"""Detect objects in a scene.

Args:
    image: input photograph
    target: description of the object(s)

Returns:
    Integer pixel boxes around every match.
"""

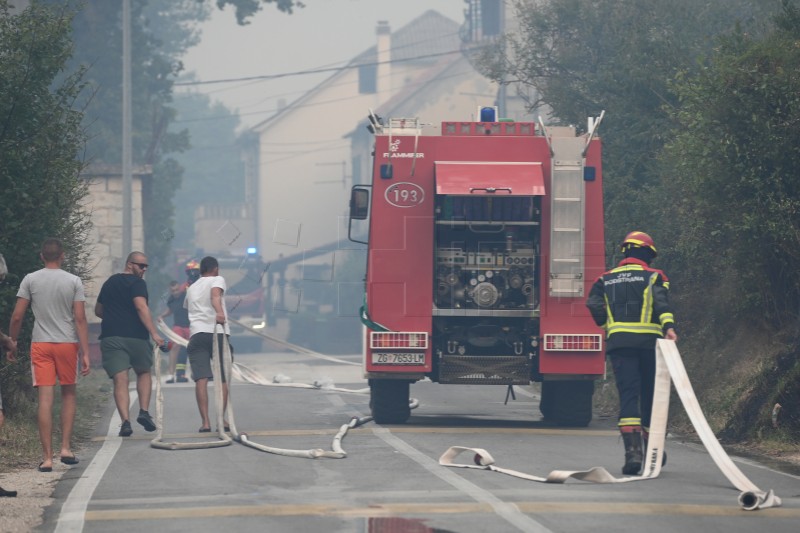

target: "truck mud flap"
[439,340,782,510]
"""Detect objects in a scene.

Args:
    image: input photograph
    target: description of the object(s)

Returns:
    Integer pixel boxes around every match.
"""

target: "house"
[241,10,507,350]
[249,10,500,262]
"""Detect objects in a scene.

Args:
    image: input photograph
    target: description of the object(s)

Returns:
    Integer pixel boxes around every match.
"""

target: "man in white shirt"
[184,256,232,432]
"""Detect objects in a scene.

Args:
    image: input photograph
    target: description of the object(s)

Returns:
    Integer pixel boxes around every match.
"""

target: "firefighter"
[585,231,678,475]
[158,260,200,382]
[175,260,201,380]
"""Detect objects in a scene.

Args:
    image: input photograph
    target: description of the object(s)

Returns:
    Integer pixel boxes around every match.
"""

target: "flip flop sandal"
[37,462,52,472]
[198,427,211,433]
[60,455,79,465]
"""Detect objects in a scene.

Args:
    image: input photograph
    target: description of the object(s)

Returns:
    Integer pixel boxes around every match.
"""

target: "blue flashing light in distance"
[247,246,257,255]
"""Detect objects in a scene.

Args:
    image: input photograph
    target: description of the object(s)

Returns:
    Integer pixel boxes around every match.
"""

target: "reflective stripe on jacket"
[585,258,675,352]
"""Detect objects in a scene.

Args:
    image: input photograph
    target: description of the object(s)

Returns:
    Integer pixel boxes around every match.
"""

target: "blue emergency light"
[480,106,497,122]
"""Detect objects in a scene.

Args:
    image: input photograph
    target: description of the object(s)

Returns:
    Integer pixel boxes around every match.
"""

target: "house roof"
[354,9,461,64]
[252,10,462,133]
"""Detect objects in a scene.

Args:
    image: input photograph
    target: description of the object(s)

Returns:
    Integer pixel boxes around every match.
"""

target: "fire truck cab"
[349,108,606,426]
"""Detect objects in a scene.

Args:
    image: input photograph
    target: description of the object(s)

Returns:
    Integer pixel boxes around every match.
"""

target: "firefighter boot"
[620,426,643,475]
[642,429,667,466]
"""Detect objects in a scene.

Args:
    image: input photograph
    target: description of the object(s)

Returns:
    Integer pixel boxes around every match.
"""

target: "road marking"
[81,500,800,521]
[89,426,617,442]
[371,427,553,533]
[55,392,135,532]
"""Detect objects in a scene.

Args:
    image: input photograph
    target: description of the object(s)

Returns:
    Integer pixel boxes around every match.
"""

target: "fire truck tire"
[369,379,411,424]
[539,380,594,427]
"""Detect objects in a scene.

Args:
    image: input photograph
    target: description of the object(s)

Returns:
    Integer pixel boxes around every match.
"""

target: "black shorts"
[187,332,234,382]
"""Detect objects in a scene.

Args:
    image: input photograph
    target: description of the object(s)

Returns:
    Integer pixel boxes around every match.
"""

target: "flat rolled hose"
[439,341,782,510]
[150,329,232,450]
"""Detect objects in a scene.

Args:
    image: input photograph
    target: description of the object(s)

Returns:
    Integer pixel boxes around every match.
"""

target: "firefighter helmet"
[620,231,657,257]
[185,259,201,284]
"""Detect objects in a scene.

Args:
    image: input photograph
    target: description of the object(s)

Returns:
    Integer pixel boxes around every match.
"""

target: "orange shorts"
[30,342,79,387]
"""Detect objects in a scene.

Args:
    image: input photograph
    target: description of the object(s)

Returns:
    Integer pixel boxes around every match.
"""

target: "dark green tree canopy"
[213,0,305,24]
[0,0,91,409]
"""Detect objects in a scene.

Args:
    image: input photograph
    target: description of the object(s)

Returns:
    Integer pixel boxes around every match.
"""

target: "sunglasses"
[129,261,149,269]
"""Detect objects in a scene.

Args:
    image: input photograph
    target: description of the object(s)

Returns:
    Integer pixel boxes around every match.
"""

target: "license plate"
[371,352,425,365]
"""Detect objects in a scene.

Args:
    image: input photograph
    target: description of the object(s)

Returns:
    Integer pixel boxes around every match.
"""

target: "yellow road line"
[84,501,800,521]
[91,427,617,442]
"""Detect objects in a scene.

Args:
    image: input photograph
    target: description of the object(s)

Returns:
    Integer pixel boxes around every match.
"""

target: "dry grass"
[0,371,108,472]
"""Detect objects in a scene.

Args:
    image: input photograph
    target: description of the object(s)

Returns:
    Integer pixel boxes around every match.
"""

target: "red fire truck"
[349,108,607,426]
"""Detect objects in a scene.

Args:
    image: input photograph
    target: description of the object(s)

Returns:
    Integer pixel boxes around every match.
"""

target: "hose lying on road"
[439,339,782,511]
[150,335,232,450]
[157,318,366,394]
[214,327,349,459]
[228,317,359,367]
[153,319,376,458]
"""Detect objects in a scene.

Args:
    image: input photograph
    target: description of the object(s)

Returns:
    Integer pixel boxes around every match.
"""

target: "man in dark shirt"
[158,280,191,383]
[95,251,165,437]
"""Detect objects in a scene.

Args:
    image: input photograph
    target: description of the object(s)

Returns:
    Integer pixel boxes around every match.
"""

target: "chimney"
[376,21,391,102]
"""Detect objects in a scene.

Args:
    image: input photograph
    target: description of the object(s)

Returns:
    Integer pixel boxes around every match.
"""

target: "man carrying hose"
[184,256,233,433]
[586,231,678,475]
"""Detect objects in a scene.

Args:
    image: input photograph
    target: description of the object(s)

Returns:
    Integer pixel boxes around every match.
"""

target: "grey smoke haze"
[181,0,466,128]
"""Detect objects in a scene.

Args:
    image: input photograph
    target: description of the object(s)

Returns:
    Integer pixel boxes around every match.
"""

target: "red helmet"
[621,231,657,256]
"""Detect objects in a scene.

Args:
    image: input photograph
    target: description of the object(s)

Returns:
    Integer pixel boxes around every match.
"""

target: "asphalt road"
[41,349,800,533]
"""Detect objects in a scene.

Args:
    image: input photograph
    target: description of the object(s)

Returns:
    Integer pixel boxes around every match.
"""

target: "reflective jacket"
[585,257,675,352]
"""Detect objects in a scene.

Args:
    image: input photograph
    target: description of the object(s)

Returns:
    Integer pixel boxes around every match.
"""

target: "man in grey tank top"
[8,238,90,472]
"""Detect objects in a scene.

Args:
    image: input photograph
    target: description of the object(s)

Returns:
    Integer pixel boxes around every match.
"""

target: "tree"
[477,0,775,250]
[663,0,800,323]
[215,0,305,24]
[0,0,91,411]
[52,0,300,295]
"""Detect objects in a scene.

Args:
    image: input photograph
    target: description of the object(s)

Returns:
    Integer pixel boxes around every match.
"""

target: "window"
[359,64,377,94]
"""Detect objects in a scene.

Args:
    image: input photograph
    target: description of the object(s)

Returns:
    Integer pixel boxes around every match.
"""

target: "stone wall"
[81,165,149,333]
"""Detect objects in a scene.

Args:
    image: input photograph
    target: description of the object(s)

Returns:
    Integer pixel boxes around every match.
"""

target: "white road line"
[54,394,134,532]
[370,427,553,533]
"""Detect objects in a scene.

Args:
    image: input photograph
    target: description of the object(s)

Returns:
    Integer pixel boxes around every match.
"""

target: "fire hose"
[150,325,232,451]
[439,339,782,511]
[153,320,773,510]
[152,319,409,457]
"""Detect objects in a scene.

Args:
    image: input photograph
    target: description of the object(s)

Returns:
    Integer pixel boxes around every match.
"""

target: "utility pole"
[496,1,507,118]
[122,0,132,256]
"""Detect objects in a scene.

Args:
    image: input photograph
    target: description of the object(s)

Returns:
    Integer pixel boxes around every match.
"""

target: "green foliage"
[50,0,211,296]
[663,1,800,322]
[214,0,305,24]
[482,0,774,247]
[0,1,91,411]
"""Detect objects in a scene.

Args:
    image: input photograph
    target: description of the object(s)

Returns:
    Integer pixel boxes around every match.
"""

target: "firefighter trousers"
[609,346,656,429]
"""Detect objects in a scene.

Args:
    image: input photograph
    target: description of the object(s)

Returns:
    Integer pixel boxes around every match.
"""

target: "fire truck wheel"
[539,380,594,427]
[369,379,411,424]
